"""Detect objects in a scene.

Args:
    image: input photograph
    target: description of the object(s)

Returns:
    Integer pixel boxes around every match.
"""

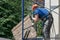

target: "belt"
[41,13,52,21]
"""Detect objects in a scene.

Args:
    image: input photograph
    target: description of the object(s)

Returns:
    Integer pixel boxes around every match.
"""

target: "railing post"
[22,0,24,40]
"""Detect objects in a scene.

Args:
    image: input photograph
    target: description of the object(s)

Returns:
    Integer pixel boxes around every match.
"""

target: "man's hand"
[31,23,34,27]
[32,14,39,23]
[29,15,35,26]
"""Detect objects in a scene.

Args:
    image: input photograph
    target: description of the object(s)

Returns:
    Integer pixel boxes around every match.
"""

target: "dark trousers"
[42,13,53,40]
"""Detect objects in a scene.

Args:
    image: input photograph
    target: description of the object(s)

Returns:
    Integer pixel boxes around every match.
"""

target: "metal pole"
[44,0,45,7]
[22,0,24,40]
[50,0,51,12]
[59,0,60,35]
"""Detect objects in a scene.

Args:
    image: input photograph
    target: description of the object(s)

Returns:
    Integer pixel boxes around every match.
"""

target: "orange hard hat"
[32,4,38,10]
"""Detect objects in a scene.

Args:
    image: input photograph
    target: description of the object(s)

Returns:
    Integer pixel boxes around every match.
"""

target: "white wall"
[45,0,59,40]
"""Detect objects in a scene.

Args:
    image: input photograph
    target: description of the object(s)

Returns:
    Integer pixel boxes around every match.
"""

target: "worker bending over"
[31,4,53,40]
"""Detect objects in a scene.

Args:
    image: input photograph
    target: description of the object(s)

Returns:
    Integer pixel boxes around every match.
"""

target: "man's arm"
[32,14,39,23]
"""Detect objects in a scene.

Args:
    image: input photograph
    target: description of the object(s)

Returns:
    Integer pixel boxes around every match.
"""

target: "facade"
[45,0,60,40]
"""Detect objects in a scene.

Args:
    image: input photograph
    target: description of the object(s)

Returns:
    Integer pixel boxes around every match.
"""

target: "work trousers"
[42,13,53,40]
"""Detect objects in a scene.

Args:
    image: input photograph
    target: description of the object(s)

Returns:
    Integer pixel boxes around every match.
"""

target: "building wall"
[45,0,59,40]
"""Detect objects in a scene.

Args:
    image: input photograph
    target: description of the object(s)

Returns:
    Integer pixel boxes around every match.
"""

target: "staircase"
[12,15,37,40]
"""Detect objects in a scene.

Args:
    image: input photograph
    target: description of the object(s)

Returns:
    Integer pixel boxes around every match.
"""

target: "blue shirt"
[33,8,49,19]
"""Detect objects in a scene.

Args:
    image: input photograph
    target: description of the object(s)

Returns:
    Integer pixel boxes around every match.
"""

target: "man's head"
[32,4,38,10]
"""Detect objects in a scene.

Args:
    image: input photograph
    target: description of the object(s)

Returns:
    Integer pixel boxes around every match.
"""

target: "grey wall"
[0,38,11,40]
[45,0,59,40]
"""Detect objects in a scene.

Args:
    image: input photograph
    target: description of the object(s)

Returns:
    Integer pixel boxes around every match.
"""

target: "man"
[31,4,53,40]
